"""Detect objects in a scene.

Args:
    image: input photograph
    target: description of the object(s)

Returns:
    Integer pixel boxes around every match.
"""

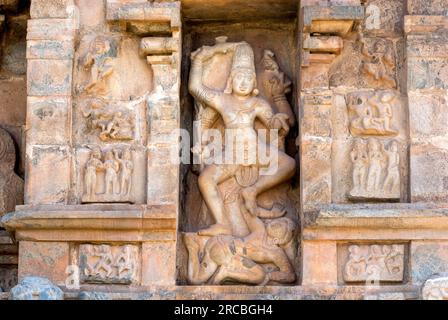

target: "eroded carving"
[348,91,399,137]
[82,147,134,203]
[82,99,135,142]
[422,275,448,300]
[349,138,400,200]
[79,244,138,284]
[184,38,298,286]
[81,36,116,95]
[0,127,23,218]
[359,31,397,88]
[343,244,405,283]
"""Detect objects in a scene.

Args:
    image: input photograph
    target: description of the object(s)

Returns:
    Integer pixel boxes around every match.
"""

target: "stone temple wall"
[0,0,447,300]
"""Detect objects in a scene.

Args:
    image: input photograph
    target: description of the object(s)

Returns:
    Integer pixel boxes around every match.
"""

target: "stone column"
[406,4,448,202]
[25,0,76,205]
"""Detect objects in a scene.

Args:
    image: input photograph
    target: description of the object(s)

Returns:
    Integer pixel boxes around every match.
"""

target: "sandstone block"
[18,242,69,285]
[410,143,448,202]
[25,146,70,204]
[409,92,448,140]
[411,241,448,285]
[30,0,73,19]
[302,241,337,285]
[27,59,73,96]
[27,19,76,41]
[408,0,448,15]
[301,137,332,208]
[141,242,176,286]
[408,58,448,91]
[26,97,71,145]
[27,40,74,60]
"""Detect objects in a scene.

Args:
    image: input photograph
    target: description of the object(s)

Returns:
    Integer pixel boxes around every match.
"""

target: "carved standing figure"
[104,150,120,195]
[84,149,103,198]
[119,149,133,196]
[350,140,368,194]
[188,41,296,237]
[383,140,400,193]
[366,138,383,193]
[83,36,114,95]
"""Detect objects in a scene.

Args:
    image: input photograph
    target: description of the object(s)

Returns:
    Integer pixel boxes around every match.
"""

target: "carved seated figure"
[349,92,398,137]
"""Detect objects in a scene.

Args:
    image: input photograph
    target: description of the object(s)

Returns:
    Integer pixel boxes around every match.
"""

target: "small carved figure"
[104,150,120,195]
[80,244,138,284]
[84,148,103,198]
[349,138,400,200]
[344,245,367,278]
[83,148,134,203]
[383,140,400,193]
[82,100,135,142]
[385,244,404,275]
[86,245,114,278]
[82,36,115,95]
[349,91,398,137]
[366,138,383,193]
[118,149,133,196]
[360,30,396,88]
[343,244,405,283]
[350,140,368,195]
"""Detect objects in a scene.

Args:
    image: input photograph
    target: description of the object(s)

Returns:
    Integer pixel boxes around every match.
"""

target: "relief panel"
[79,244,139,285]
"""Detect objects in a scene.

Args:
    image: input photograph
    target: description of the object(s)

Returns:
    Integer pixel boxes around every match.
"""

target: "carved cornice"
[1,204,178,242]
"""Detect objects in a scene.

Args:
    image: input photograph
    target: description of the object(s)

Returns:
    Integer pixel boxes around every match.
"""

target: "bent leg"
[198,164,237,236]
[242,150,295,215]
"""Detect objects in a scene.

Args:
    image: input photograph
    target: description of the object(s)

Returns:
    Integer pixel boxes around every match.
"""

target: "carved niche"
[347,91,399,137]
[82,147,134,203]
[343,244,405,283]
[0,127,23,217]
[183,38,298,286]
[349,138,401,200]
[79,244,139,285]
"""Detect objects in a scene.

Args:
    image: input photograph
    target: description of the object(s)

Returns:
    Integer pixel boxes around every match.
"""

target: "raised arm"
[188,48,226,113]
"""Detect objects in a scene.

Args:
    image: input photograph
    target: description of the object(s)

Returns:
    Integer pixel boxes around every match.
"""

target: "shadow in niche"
[177,16,301,286]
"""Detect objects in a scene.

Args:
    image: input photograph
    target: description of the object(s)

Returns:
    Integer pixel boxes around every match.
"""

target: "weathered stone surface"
[410,143,448,202]
[26,97,71,145]
[30,0,73,19]
[27,60,73,96]
[10,277,63,300]
[142,242,176,286]
[25,146,70,204]
[422,273,448,300]
[302,241,337,285]
[411,241,448,285]
[408,0,448,15]
[18,242,69,285]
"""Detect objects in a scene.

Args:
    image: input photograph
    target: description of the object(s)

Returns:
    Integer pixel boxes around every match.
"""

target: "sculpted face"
[232,70,256,97]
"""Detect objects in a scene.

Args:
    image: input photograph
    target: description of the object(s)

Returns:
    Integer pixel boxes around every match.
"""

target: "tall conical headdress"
[231,42,256,74]
[224,42,258,95]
